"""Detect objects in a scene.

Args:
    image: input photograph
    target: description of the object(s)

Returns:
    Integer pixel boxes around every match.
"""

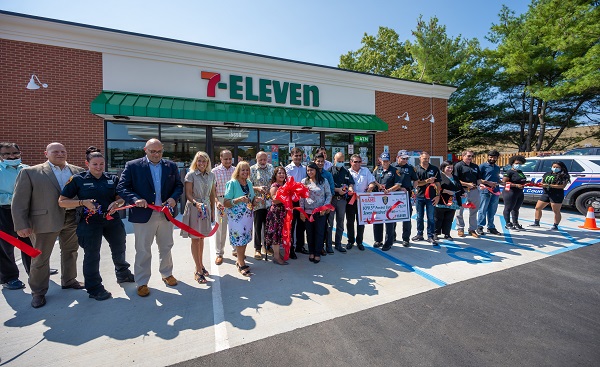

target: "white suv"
[509,155,600,216]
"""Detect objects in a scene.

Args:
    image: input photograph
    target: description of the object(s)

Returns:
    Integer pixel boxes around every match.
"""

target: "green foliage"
[338,0,600,153]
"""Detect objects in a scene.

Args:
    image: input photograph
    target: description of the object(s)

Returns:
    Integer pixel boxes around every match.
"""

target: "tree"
[487,0,600,151]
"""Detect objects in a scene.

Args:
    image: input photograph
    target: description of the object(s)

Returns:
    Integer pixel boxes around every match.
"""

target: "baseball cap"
[380,152,390,161]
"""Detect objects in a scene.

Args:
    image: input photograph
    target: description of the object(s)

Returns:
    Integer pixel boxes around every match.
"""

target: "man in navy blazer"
[117,139,183,297]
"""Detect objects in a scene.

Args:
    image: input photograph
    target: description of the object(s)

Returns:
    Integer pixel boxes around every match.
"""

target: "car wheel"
[575,191,600,217]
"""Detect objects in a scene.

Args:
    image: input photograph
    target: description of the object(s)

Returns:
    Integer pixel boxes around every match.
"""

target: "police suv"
[501,155,600,216]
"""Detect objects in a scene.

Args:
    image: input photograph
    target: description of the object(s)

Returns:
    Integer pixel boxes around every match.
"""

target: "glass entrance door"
[212,144,258,168]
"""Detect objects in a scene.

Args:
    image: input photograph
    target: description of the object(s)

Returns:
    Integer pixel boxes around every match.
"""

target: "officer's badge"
[382,196,389,205]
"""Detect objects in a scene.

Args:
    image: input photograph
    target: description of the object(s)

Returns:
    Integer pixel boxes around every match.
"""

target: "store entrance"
[212,143,258,167]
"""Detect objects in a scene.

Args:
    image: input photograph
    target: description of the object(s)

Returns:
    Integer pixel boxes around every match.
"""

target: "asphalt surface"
[172,243,600,367]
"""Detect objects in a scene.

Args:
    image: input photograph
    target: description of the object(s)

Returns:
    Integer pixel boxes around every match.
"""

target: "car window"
[540,159,555,172]
[590,160,600,167]
[570,160,585,173]
[519,159,538,173]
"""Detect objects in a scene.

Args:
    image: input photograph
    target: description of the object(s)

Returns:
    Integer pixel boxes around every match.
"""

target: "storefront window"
[106,141,146,172]
[213,127,257,143]
[260,130,290,144]
[161,124,206,142]
[162,142,206,169]
[106,121,158,140]
[351,134,375,167]
[324,133,350,145]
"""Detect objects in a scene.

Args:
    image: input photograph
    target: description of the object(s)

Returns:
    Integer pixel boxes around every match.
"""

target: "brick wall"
[375,91,448,158]
[0,39,103,167]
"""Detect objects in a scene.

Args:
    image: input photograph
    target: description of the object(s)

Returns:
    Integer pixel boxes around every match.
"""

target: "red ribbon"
[479,184,501,196]
[0,231,41,258]
[462,201,477,209]
[385,200,404,220]
[274,177,310,260]
[347,191,357,205]
[424,183,439,200]
[300,204,335,222]
[107,204,219,238]
[524,182,543,187]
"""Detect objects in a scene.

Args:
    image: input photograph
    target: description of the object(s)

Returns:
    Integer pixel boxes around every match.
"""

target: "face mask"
[3,158,21,166]
[335,162,344,168]
[513,164,521,170]
[551,167,561,173]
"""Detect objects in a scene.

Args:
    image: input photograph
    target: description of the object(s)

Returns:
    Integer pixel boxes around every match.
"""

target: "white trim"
[0,12,456,100]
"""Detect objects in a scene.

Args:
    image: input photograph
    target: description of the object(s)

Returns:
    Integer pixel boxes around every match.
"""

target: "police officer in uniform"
[391,151,418,247]
[372,152,401,251]
[58,147,134,301]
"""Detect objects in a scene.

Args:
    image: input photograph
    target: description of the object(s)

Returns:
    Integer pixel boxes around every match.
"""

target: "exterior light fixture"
[301,126,313,130]
[401,125,408,130]
[422,114,435,123]
[113,115,130,120]
[398,112,410,121]
[26,74,48,90]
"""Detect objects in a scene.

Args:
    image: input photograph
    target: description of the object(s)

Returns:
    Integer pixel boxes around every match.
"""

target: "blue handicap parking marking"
[439,241,494,264]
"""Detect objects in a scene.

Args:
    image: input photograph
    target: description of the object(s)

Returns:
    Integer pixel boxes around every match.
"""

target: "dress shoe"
[488,228,501,235]
[468,230,480,238]
[321,248,327,256]
[357,243,365,251]
[346,243,354,250]
[49,268,59,275]
[432,234,440,241]
[402,241,411,247]
[137,285,150,297]
[427,237,440,246]
[298,248,310,255]
[335,244,347,253]
[2,279,25,290]
[89,289,112,301]
[289,251,298,260]
[444,235,454,240]
[326,247,335,254]
[411,235,424,242]
[116,273,135,283]
[381,243,392,251]
[457,229,465,237]
[215,255,223,265]
[476,227,485,236]
[61,281,85,290]
[513,223,524,231]
[162,275,178,287]
[31,295,46,308]
[373,242,383,248]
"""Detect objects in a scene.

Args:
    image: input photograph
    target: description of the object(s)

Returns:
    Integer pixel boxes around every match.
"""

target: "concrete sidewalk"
[1,204,598,366]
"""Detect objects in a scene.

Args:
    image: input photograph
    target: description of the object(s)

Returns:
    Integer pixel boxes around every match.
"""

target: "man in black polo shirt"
[454,150,482,238]
[413,152,441,245]
[391,151,418,247]
[328,152,354,253]
[373,152,401,251]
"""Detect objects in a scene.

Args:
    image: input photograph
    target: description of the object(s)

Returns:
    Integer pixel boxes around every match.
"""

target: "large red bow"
[274,177,310,260]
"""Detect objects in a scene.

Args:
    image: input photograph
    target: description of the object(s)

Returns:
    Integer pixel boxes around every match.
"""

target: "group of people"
[0,140,571,309]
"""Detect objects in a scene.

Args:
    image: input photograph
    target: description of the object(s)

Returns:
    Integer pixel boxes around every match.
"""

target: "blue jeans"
[416,197,435,238]
[477,190,499,229]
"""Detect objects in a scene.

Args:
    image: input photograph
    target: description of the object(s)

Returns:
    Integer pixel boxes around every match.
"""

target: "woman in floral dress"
[224,161,263,276]
[265,167,288,265]
[180,151,215,284]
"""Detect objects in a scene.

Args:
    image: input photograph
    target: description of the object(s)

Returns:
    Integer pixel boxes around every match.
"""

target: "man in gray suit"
[12,142,85,308]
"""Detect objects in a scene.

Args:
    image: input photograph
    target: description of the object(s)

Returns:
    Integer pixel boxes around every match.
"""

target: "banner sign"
[357,191,410,225]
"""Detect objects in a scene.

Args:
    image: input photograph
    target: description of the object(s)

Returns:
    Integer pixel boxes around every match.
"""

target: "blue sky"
[0,0,530,67]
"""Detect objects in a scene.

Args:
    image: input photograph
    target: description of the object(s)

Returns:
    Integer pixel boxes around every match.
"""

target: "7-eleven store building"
[1,11,455,170]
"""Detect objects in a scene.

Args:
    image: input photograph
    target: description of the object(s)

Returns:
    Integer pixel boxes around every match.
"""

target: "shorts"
[539,192,564,204]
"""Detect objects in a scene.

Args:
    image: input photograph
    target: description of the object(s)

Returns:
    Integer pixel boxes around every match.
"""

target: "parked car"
[563,147,600,155]
[499,155,600,216]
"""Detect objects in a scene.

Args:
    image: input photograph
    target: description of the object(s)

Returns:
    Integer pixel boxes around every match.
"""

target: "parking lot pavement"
[1,203,598,366]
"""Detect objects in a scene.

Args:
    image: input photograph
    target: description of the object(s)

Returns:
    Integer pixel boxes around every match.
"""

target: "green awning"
[90,91,388,132]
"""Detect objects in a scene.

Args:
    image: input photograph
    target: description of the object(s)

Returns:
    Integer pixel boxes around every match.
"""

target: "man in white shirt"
[316,147,333,171]
[285,147,307,258]
[345,154,376,251]
[212,150,235,265]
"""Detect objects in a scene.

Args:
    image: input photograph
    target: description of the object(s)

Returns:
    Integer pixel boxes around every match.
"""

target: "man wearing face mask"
[0,143,33,290]
[477,150,501,235]
[250,151,274,259]
[329,152,354,253]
